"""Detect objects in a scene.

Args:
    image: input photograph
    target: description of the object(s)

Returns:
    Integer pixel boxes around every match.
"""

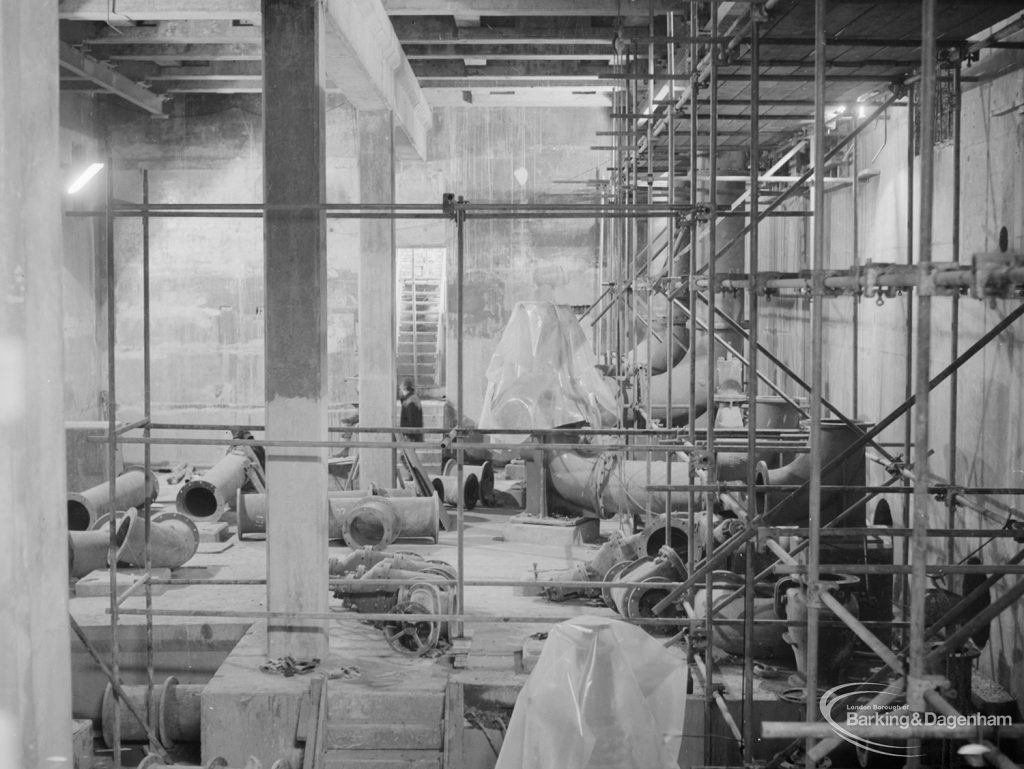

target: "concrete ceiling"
[57,0,1024,151]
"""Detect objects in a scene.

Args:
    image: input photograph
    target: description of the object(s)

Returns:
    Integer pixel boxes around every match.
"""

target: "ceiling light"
[66,163,105,194]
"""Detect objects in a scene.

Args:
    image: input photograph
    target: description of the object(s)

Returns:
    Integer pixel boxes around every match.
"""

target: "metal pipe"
[743,18,761,764]
[103,154,123,769]
[754,419,868,525]
[175,447,254,521]
[763,721,1024,740]
[442,459,494,504]
[67,465,160,531]
[652,301,1024,615]
[236,489,418,539]
[546,450,696,518]
[69,528,114,579]
[114,510,199,570]
[142,167,156,757]
[69,615,170,764]
[100,678,203,747]
[947,63,962,567]
[339,495,441,549]
[909,0,937,727]
[805,1,828,750]
[455,196,466,639]
[432,471,481,510]
[699,93,901,274]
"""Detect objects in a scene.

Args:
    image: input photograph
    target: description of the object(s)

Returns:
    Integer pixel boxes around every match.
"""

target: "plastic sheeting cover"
[495,615,688,769]
[478,302,618,440]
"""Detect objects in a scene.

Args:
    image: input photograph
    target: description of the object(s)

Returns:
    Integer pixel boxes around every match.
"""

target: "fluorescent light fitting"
[67,162,105,194]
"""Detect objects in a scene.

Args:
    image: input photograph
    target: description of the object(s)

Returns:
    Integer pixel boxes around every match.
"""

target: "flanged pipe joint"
[236,489,419,540]
[441,459,495,505]
[176,446,254,522]
[340,496,441,549]
[114,509,200,569]
[432,472,479,510]
[753,419,870,526]
[101,676,202,748]
[67,465,160,531]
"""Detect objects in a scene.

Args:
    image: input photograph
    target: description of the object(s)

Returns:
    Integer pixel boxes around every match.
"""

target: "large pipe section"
[441,459,494,505]
[236,488,417,540]
[68,509,199,576]
[754,419,870,526]
[67,465,159,531]
[68,511,130,578]
[114,509,200,569]
[175,447,253,522]
[339,496,441,549]
[101,677,202,747]
[432,472,479,510]
[646,338,710,426]
[547,449,695,519]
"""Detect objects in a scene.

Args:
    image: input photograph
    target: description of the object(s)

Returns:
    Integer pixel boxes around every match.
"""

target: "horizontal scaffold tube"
[698,258,1024,297]
[67,465,159,531]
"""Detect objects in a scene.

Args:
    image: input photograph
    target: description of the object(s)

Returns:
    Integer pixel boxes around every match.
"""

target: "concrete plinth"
[502,514,600,545]
[201,621,310,768]
[195,521,230,543]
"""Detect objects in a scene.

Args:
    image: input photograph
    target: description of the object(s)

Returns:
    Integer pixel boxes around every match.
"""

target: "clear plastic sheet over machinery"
[478,302,618,441]
[495,615,688,769]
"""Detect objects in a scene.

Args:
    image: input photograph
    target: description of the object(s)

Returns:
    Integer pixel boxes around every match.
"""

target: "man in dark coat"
[399,378,424,442]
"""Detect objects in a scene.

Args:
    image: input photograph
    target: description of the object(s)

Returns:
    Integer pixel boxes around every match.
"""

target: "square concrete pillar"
[0,1,74,765]
[357,110,397,488]
[262,0,330,660]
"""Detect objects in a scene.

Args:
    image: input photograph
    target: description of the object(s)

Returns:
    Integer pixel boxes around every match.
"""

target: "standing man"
[399,378,424,442]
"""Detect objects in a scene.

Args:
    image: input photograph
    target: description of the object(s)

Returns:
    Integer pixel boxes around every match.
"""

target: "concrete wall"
[757,64,1024,704]
[100,95,363,465]
[398,107,609,422]
[94,100,608,463]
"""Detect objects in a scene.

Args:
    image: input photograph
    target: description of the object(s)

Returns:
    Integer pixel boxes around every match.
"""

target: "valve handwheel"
[382,601,437,656]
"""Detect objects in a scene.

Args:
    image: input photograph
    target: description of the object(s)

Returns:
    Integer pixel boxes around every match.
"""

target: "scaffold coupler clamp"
[884,454,905,480]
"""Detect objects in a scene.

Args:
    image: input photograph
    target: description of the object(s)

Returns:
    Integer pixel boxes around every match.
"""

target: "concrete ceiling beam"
[58,41,167,114]
[77,20,260,44]
[381,0,679,15]
[410,59,621,77]
[323,0,430,159]
[158,80,261,92]
[89,42,262,61]
[126,60,262,79]
[403,43,616,59]
[389,16,653,44]
[58,0,261,22]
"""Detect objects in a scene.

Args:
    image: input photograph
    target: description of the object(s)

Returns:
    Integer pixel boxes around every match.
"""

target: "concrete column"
[262,0,329,659]
[357,111,397,488]
[0,2,74,766]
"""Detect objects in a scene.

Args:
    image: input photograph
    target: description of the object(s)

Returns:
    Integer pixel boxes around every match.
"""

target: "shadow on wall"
[459,271,507,338]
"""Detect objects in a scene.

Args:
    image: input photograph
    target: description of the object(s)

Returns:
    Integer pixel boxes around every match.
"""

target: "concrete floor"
[70,474,630,766]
